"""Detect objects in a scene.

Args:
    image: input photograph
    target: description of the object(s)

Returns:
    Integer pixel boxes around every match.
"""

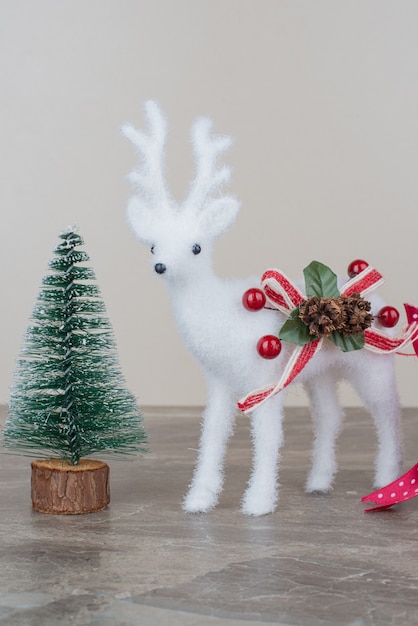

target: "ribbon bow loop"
[238,262,418,415]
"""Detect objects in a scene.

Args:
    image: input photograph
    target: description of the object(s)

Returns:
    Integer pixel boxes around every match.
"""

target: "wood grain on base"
[31,458,110,514]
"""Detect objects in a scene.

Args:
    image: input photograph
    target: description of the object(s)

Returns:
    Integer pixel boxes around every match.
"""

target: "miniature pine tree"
[4,228,147,465]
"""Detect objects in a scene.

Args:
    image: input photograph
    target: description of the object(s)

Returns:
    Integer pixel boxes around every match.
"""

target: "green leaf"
[279,310,317,346]
[328,331,365,352]
[303,261,339,299]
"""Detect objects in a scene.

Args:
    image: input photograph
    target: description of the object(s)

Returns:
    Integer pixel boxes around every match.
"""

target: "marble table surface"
[0,404,417,626]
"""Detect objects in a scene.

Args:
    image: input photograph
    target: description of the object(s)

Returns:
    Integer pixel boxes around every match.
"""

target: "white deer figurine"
[123,101,402,516]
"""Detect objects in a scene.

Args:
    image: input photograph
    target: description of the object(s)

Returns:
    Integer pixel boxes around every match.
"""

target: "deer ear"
[199,196,240,238]
[126,196,157,244]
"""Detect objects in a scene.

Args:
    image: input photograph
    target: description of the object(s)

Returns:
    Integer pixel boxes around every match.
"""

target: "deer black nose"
[154,263,167,274]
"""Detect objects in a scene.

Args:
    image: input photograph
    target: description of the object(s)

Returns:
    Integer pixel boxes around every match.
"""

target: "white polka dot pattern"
[362,463,418,511]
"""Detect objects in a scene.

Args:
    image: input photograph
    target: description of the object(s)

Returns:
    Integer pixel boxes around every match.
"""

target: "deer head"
[122,101,240,282]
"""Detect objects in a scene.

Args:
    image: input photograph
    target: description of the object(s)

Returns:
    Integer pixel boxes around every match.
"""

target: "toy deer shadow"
[123,101,401,516]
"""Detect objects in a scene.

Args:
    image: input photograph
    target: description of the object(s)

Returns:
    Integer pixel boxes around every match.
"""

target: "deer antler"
[122,100,171,211]
[184,117,233,212]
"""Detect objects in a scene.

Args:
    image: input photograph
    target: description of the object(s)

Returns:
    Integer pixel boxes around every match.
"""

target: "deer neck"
[167,266,226,327]
[166,266,237,370]
[169,265,221,299]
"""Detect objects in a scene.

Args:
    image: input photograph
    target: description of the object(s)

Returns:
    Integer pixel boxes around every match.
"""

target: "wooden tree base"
[31,458,110,514]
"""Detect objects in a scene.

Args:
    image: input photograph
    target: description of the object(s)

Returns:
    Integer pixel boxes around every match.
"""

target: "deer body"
[123,102,402,515]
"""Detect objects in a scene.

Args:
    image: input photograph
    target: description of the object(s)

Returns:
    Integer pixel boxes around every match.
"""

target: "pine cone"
[338,293,373,335]
[299,296,346,338]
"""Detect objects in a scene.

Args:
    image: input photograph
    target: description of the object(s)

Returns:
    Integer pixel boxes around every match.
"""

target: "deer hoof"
[305,472,333,494]
[241,487,277,516]
[373,462,402,489]
[183,485,218,513]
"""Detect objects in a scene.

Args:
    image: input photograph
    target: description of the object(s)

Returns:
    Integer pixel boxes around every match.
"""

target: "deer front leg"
[183,378,235,513]
[241,395,284,516]
[304,373,343,493]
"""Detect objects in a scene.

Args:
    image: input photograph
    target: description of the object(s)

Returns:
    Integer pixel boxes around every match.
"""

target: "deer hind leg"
[304,371,344,493]
[241,394,284,516]
[346,354,402,487]
[183,377,235,513]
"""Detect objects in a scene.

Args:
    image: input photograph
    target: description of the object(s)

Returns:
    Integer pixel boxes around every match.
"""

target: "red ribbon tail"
[364,321,418,355]
[361,463,418,512]
[404,303,418,356]
[238,340,322,414]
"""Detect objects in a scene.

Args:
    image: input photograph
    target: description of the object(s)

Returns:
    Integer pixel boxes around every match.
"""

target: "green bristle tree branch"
[3,228,147,465]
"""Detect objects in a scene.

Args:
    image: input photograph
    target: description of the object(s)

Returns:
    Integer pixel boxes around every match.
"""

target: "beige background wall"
[1,0,418,408]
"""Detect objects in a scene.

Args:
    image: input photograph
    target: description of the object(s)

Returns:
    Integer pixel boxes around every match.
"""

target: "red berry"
[347,259,369,278]
[378,306,400,328]
[242,288,266,311]
[257,335,282,359]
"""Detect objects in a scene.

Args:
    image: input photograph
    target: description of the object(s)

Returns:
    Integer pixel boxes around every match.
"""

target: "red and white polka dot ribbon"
[362,463,418,511]
[362,300,418,512]
[238,265,418,414]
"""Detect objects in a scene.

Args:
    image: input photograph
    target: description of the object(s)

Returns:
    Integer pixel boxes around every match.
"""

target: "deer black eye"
[151,245,155,254]
[192,244,201,255]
